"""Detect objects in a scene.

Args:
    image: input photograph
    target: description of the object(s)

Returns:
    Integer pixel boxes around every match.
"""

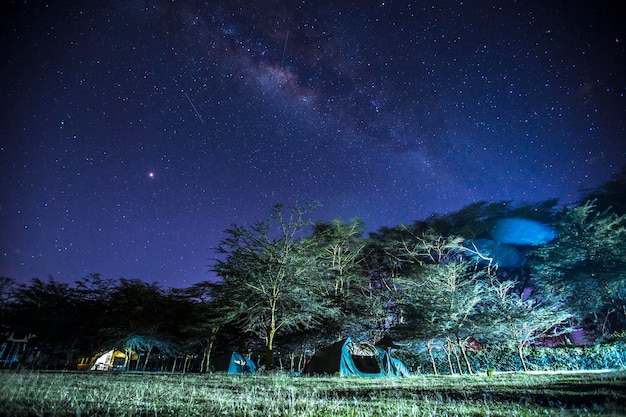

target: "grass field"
[0,370,624,416]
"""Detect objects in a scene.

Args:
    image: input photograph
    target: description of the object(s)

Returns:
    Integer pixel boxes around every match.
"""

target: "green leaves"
[530,200,626,335]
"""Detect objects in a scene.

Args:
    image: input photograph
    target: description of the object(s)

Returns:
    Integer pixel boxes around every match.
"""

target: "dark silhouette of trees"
[580,165,626,215]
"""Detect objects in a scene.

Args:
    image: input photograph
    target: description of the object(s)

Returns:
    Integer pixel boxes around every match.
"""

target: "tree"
[0,276,16,328]
[180,281,242,373]
[481,279,573,371]
[73,274,116,356]
[213,202,339,368]
[308,218,373,340]
[389,231,488,374]
[395,259,487,374]
[103,278,177,370]
[580,165,626,215]
[530,201,626,337]
[10,276,80,368]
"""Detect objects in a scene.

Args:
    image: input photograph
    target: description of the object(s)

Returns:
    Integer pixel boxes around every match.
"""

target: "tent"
[89,349,132,371]
[211,352,256,374]
[228,352,256,374]
[303,338,410,377]
[80,349,137,371]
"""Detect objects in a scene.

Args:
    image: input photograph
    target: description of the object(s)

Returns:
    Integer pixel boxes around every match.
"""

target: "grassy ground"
[0,370,624,416]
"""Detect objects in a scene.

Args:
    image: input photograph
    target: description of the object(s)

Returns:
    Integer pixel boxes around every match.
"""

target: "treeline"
[1,168,625,373]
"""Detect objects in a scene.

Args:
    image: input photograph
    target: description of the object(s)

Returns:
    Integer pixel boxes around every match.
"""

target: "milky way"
[1,0,625,287]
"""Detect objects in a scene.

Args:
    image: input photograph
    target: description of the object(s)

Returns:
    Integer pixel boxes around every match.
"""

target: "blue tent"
[227,352,256,375]
[303,338,410,377]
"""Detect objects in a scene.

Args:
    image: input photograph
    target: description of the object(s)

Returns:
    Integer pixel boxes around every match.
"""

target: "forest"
[1,167,625,375]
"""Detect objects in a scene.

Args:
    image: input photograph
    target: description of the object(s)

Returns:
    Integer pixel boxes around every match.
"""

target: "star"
[1,0,624,288]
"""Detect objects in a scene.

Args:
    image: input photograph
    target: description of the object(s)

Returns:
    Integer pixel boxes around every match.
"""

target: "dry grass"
[0,370,624,416]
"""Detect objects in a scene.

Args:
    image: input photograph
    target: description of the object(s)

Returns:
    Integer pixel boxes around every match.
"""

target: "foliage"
[2,172,626,373]
[479,279,574,371]
[530,201,626,337]
[402,342,626,374]
[580,165,626,215]
[394,259,487,374]
[212,202,340,368]
[308,218,378,340]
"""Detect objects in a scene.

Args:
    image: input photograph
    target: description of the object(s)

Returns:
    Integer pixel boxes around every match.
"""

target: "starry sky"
[2,0,625,288]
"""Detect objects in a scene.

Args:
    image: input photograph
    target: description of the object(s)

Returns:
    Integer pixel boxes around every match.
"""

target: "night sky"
[2,0,625,288]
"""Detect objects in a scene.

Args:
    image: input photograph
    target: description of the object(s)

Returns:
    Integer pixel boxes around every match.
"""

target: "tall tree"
[0,276,16,329]
[308,218,373,339]
[530,201,626,337]
[481,279,573,371]
[73,274,116,355]
[180,281,243,372]
[104,278,176,370]
[213,202,339,368]
[394,259,487,374]
[11,276,79,368]
[389,231,488,374]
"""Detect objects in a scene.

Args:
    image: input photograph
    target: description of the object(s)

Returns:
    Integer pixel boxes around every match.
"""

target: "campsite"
[2,187,626,415]
[1,370,624,416]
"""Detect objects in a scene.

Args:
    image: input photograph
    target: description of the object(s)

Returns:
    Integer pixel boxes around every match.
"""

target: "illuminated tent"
[303,338,410,377]
[228,352,256,374]
[88,349,136,371]
[211,352,256,374]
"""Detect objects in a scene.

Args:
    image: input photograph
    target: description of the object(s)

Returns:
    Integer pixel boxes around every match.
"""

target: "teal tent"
[212,352,256,374]
[227,352,256,374]
[303,338,410,377]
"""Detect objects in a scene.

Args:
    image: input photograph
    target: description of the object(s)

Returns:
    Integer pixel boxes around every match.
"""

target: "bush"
[401,342,626,374]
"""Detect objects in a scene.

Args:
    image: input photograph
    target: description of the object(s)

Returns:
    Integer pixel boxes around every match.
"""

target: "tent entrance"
[352,355,382,373]
[348,342,382,374]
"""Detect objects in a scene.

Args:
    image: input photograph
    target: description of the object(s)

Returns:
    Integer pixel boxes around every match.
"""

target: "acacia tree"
[104,278,177,370]
[11,276,80,368]
[395,259,487,374]
[213,203,340,368]
[180,281,243,373]
[531,201,626,337]
[0,277,16,328]
[481,279,573,371]
[390,231,488,374]
[308,218,374,340]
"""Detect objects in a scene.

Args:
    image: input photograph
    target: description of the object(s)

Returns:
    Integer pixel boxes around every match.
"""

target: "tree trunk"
[265,346,273,369]
[124,349,131,371]
[443,341,455,374]
[518,344,528,371]
[427,340,438,375]
[143,346,153,371]
[450,341,463,375]
[205,330,217,373]
[456,335,473,375]
[200,348,207,373]
[265,328,276,369]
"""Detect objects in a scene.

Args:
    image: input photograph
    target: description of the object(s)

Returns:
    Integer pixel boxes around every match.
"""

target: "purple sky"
[2,0,625,288]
